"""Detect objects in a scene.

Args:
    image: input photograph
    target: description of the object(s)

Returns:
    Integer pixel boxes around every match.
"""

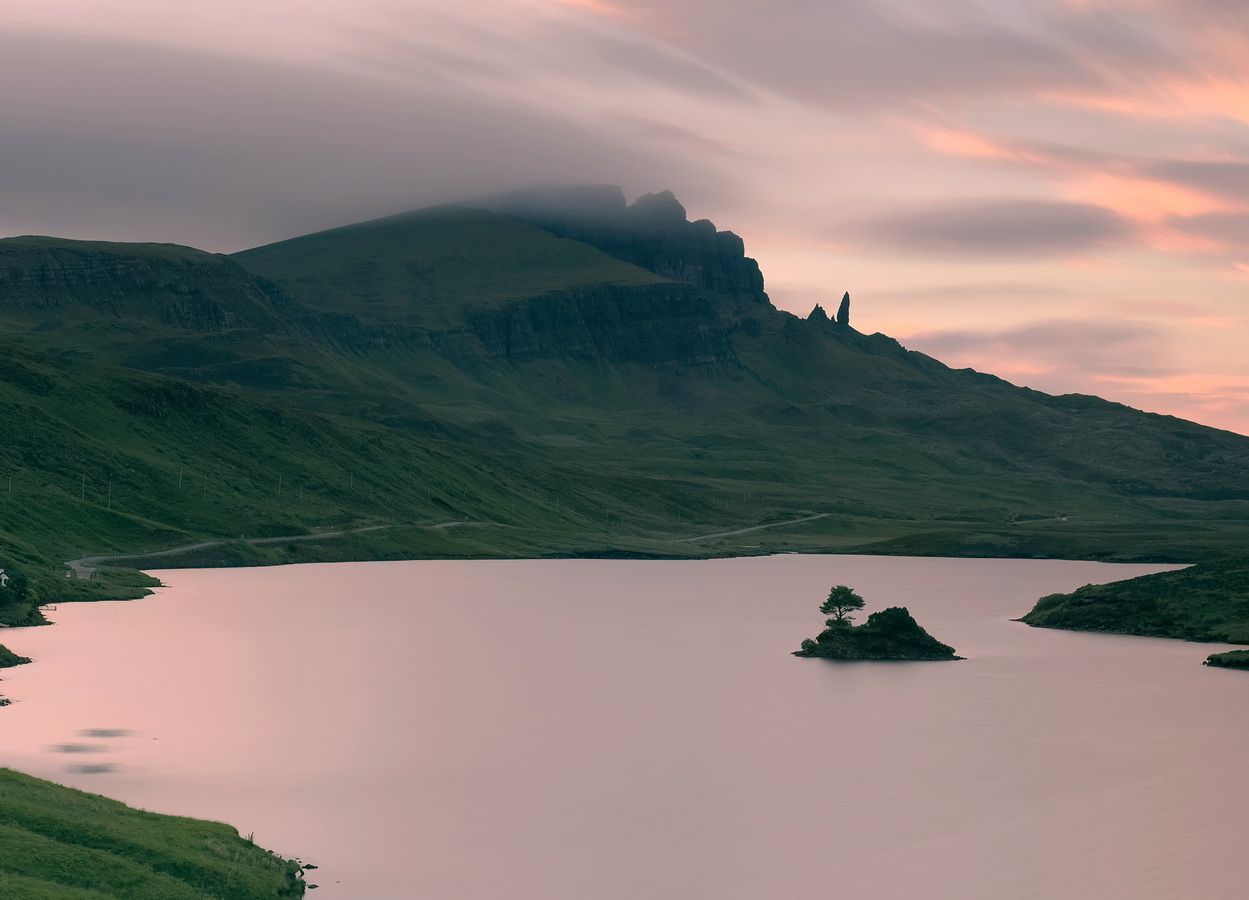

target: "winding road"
[672,513,830,542]
[64,513,832,577]
[64,522,486,578]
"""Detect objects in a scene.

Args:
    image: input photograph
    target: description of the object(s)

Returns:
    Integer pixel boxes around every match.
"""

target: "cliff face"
[472,186,769,314]
[0,238,293,333]
[464,282,739,372]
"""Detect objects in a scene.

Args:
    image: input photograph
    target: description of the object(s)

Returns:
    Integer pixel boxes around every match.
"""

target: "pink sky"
[3,0,1249,433]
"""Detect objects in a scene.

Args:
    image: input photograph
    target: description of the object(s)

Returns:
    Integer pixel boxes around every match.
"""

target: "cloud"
[1165,211,1249,249]
[905,319,1169,369]
[0,37,728,252]
[1140,160,1249,205]
[589,34,748,97]
[560,0,1187,110]
[899,317,1249,432]
[852,199,1133,257]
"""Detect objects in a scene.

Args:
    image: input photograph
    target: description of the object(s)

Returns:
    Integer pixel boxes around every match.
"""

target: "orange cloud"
[1052,76,1249,126]
[906,123,1055,165]
[917,126,1017,160]
[545,0,638,22]
[1069,173,1228,222]
[1063,172,1240,253]
[906,119,1249,256]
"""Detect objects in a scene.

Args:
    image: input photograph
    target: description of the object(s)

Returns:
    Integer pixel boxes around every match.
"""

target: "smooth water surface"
[1,555,1245,899]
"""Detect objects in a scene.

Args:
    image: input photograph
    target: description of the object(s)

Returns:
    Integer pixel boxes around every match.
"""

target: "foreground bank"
[0,768,305,898]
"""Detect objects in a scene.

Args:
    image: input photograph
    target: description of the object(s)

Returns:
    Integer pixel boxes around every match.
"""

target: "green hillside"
[233,205,667,326]
[0,768,304,898]
[1,186,1249,672]
[6,185,1249,885]
[1021,557,1249,643]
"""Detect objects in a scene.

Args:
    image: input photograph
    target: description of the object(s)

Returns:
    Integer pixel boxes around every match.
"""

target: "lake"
[1,555,1245,899]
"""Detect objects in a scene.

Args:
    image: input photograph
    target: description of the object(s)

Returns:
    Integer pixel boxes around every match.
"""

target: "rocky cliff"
[0,237,295,333]
[464,282,739,372]
[472,185,770,314]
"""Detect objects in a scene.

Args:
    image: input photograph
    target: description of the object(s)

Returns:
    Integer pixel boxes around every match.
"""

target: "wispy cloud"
[3,1,1249,431]
[850,199,1133,258]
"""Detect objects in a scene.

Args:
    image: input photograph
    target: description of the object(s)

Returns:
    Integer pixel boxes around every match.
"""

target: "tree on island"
[820,584,865,626]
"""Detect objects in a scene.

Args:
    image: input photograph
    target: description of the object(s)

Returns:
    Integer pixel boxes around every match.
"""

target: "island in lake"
[794,585,962,661]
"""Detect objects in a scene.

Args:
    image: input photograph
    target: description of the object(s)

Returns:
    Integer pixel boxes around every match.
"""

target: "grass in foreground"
[0,769,304,899]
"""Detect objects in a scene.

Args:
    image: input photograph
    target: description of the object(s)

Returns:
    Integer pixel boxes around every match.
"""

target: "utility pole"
[107,482,112,510]
[81,473,86,501]
[178,467,184,490]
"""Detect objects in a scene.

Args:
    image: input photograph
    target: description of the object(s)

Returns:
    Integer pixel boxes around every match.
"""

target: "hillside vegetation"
[2,185,1249,664]
[1020,557,1249,643]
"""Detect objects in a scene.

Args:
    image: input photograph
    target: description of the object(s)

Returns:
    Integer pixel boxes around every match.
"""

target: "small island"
[793,585,963,661]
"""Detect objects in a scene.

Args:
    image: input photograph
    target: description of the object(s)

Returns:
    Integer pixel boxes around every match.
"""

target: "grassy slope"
[1,204,1248,652]
[232,205,668,326]
[0,769,303,899]
[0,236,212,263]
[4,201,1249,882]
[1020,557,1249,643]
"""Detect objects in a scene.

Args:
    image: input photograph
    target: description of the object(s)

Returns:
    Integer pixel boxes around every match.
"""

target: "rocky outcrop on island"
[794,606,962,660]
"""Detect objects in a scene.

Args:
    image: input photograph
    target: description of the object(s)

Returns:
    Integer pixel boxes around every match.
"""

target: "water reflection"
[0,556,1244,900]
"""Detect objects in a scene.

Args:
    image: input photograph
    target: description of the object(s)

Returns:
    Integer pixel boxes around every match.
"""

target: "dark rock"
[836,291,851,328]
[463,282,740,373]
[471,185,771,314]
[0,239,297,333]
[793,606,962,660]
[0,644,32,668]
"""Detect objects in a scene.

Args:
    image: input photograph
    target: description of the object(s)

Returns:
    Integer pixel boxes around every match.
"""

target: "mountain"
[2,186,1249,640]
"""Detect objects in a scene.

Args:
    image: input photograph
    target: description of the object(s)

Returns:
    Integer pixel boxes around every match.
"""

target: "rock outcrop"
[0,238,297,333]
[794,606,962,660]
[472,185,770,314]
[464,282,739,373]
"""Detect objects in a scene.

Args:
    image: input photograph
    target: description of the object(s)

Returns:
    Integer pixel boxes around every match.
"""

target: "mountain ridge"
[1,186,1248,655]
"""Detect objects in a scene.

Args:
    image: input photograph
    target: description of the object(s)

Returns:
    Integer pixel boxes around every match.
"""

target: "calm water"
[1,555,1246,899]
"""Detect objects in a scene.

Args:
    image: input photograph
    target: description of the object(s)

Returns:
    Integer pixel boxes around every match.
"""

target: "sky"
[3,0,1249,433]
